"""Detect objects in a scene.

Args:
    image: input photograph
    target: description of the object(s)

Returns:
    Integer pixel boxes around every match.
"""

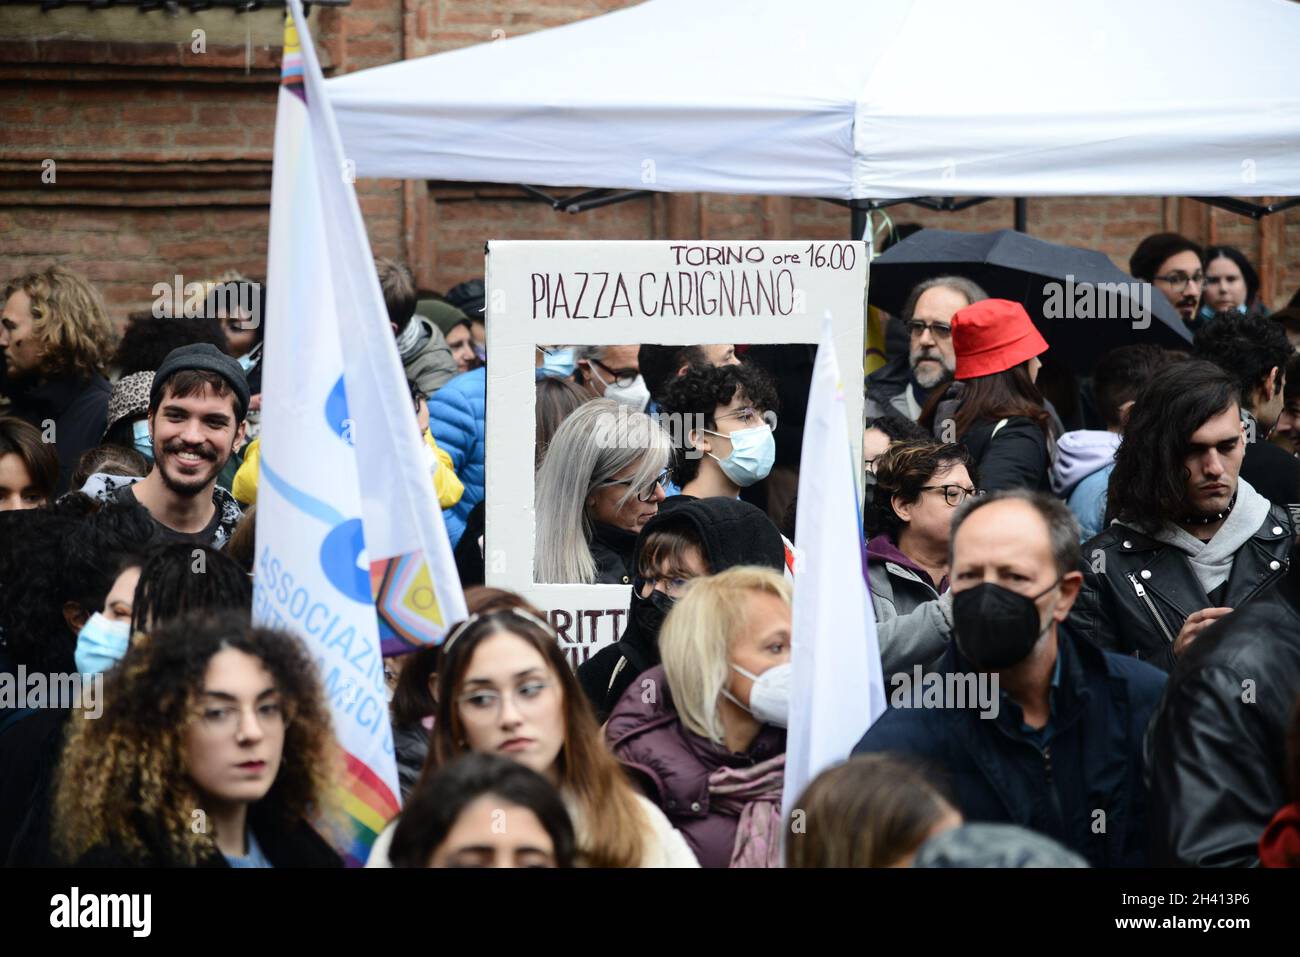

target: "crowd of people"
[3,227,1300,869]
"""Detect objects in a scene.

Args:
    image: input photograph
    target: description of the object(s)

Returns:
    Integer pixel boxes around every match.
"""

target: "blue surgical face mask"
[237,352,256,372]
[1198,302,1247,322]
[75,612,131,676]
[131,419,154,462]
[537,346,574,378]
[703,424,775,487]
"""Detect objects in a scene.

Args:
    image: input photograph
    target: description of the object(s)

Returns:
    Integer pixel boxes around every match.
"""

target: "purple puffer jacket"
[604,665,786,869]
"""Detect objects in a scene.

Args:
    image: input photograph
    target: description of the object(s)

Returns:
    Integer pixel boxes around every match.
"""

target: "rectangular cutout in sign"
[484,240,868,668]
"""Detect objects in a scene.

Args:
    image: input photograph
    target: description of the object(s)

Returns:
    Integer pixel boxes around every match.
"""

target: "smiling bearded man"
[107,343,248,548]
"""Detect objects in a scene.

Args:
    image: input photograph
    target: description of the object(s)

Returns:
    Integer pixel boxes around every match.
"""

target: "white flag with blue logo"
[255,0,467,865]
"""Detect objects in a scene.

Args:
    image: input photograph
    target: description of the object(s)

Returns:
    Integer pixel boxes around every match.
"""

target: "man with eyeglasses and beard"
[1129,232,1205,331]
[865,276,988,422]
[104,343,248,549]
[1069,360,1293,674]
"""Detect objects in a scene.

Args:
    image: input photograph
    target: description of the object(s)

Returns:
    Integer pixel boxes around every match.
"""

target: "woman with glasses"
[534,398,673,584]
[53,609,341,867]
[371,605,697,867]
[867,441,979,675]
[920,299,1056,493]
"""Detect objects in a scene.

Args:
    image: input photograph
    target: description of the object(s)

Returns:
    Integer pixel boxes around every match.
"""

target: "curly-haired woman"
[53,609,343,867]
[867,441,980,677]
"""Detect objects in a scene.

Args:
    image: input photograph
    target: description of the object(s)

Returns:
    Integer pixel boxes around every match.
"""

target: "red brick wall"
[1,0,1296,331]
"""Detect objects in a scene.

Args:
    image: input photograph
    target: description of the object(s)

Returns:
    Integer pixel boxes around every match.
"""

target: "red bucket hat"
[952,299,1049,381]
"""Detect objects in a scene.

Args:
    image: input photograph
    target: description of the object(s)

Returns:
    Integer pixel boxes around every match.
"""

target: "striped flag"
[255,1,467,865]
[781,316,888,821]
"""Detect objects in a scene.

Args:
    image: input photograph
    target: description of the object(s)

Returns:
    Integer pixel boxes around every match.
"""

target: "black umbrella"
[868,228,1191,372]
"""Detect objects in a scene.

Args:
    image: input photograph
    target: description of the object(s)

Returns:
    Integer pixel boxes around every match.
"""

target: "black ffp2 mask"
[630,588,675,642]
[952,579,1060,670]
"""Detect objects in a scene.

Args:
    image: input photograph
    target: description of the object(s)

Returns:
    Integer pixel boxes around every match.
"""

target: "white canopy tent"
[326,0,1300,203]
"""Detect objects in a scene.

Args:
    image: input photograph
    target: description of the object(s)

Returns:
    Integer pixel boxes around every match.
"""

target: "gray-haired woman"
[534,398,673,584]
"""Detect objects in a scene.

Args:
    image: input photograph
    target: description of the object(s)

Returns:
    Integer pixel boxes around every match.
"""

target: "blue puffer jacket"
[426,366,485,547]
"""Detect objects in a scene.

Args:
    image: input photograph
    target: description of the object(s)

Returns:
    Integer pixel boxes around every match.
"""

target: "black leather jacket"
[1145,579,1300,866]
[1068,506,1293,673]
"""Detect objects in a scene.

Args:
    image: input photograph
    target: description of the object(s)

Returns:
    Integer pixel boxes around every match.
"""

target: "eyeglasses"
[590,358,639,389]
[457,679,556,722]
[634,574,694,599]
[193,699,289,736]
[599,468,673,503]
[905,320,953,340]
[920,484,984,507]
[1153,271,1205,293]
[714,406,778,433]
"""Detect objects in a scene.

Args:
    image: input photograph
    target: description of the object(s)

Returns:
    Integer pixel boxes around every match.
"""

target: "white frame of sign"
[484,239,868,668]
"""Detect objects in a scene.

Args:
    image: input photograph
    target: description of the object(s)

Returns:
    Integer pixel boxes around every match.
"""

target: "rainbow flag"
[256,1,466,865]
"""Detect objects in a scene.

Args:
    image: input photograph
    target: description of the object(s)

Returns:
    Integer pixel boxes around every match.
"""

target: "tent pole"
[1014,198,1028,232]
[851,205,869,240]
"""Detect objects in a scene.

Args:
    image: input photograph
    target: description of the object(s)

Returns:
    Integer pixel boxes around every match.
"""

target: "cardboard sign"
[484,240,868,668]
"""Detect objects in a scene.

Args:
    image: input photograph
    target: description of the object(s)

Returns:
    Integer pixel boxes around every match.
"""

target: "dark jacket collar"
[943,627,1094,743]
[591,521,639,553]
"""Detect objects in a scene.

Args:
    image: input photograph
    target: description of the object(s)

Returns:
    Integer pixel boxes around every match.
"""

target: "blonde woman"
[534,398,673,584]
[605,566,792,868]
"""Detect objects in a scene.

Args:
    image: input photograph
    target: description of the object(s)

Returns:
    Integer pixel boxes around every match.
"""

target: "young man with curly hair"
[1,265,115,492]
[657,361,780,501]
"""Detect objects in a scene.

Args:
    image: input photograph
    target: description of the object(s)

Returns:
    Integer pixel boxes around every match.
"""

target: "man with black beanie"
[107,343,249,548]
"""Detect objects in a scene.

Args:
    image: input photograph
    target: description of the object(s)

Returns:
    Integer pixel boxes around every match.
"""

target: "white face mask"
[722,661,791,727]
[591,365,650,411]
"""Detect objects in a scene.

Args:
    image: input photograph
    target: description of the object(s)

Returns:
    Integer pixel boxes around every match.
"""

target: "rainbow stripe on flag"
[281,14,305,100]
[338,752,402,867]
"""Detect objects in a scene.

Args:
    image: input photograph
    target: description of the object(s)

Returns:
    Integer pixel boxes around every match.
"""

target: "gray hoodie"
[1050,429,1120,497]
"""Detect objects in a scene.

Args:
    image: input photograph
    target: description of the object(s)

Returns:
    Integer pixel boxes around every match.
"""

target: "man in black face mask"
[576,497,786,723]
[854,490,1166,867]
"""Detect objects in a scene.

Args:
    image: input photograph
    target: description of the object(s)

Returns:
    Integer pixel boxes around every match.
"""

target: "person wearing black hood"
[576,497,786,723]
